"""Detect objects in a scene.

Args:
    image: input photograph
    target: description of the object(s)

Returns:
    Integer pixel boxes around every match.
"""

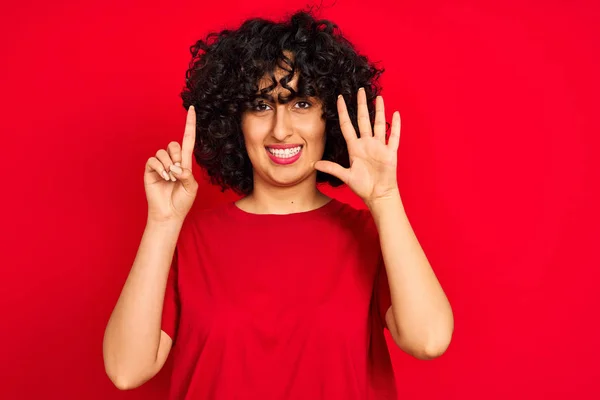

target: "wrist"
[365,187,402,210]
[146,216,184,231]
[366,189,404,222]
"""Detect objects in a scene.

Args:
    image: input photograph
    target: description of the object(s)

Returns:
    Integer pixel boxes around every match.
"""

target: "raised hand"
[314,88,401,206]
[144,106,199,223]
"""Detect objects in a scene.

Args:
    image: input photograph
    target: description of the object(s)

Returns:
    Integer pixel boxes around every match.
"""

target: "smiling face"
[240,64,327,191]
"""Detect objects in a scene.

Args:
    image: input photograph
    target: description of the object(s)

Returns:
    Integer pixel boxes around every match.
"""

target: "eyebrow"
[255,92,313,105]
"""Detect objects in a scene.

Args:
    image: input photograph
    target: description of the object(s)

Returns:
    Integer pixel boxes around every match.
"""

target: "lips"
[266,144,303,150]
[265,145,303,165]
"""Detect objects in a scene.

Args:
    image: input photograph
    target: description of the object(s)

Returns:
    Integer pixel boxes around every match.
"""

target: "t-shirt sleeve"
[374,253,392,329]
[161,247,180,342]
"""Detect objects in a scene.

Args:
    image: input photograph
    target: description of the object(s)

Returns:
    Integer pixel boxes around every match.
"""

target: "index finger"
[337,95,357,143]
[181,105,196,170]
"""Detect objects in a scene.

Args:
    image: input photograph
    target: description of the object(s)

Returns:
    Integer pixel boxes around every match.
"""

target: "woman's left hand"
[314,88,401,206]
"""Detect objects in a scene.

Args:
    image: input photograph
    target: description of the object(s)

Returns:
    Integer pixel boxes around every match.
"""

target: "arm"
[102,219,181,389]
[313,90,453,359]
[368,191,454,360]
[103,105,198,389]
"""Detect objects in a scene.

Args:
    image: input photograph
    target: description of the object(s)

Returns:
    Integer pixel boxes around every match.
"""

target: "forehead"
[255,49,300,97]
[256,68,300,96]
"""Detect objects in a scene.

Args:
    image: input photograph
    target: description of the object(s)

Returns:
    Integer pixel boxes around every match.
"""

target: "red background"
[1,0,599,399]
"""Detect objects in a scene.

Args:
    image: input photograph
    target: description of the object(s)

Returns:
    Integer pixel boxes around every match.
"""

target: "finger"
[374,96,386,143]
[169,163,198,194]
[389,111,401,151]
[167,141,182,181]
[337,95,358,144]
[356,87,373,138]
[314,160,350,184]
[167,141,182,165]
[146,157,171,181]
[155,149,177,182]
[181,105,197,170]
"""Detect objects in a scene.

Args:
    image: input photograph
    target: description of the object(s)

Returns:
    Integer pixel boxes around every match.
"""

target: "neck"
[238,173,330,215]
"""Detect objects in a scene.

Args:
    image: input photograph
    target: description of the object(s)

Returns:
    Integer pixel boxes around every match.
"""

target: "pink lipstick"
[265,144,303,165]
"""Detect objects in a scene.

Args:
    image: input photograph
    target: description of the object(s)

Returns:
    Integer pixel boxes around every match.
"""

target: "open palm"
[315,88,401,204]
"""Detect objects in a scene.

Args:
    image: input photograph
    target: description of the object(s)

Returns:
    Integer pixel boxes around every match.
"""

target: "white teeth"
[267,146,302,158]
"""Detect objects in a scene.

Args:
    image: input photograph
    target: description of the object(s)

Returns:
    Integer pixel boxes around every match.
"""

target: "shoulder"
[332,200,382,266]
[328,200,379,245]
[334,200,376,229]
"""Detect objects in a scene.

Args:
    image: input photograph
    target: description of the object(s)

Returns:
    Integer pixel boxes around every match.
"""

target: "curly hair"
[180,9,385,195]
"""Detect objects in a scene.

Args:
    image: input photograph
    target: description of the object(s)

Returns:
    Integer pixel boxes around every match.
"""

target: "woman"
[103,10,453,400]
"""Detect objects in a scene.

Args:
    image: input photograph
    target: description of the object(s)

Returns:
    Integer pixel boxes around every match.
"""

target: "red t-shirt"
[161,198,396,399]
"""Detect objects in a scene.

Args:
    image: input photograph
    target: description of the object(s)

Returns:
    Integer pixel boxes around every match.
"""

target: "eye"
[295,101,312,109]
[252,101,272,112]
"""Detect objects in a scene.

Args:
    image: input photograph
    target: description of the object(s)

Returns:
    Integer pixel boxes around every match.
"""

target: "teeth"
[267,146,302,158]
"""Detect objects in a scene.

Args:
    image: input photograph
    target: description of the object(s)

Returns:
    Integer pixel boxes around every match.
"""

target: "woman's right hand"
[144,106,198,223]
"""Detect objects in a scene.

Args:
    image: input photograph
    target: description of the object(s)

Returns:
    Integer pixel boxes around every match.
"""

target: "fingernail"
[189,105,194,111]
[170,165,183,174]
[359,87,365,91]
[162,171,170,180]
[337,94,342,99]
[174,162,181,167]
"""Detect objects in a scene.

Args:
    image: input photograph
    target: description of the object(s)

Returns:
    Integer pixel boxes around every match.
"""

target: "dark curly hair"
[180,9,385,195]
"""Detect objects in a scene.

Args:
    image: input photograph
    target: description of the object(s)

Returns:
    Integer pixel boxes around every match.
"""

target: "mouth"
[265,145,303,165]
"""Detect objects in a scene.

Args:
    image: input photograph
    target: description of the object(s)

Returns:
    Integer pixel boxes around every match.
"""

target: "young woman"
[103,10,453,400]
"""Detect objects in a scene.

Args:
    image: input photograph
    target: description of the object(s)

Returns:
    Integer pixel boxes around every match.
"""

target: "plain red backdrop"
[1,0,599,399]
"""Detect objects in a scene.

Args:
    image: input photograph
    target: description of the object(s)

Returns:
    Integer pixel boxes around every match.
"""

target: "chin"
[268,172,307,187]
[265,165,314,187]
[252,150,317,188]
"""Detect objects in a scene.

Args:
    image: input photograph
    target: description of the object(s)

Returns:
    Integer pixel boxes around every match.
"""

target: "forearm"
[368,192,453,358]
[103,218,182,383]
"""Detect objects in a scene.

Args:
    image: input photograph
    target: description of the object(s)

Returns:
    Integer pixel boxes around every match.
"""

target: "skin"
[236,63,331,214]
[238,67,454,359]
[103,53,453,391]
[315,89,454,360]
[102,106,199,390]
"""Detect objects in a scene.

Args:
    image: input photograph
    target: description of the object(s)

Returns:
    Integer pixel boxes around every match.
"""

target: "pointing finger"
[181,105,196,170]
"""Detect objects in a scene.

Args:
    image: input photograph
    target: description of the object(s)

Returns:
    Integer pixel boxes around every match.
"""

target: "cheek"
[301,116,326,142]
[241,119,266,147]
[313,123,327,150]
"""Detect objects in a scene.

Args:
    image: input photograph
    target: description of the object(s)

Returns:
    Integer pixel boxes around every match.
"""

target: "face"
[240,64,326,190]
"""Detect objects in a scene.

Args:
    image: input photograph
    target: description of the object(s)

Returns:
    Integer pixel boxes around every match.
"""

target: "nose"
[272,106,293,141]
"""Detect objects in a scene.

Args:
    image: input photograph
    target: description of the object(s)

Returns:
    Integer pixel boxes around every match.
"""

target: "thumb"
[314,160,349,183]
[170,163,198,192]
